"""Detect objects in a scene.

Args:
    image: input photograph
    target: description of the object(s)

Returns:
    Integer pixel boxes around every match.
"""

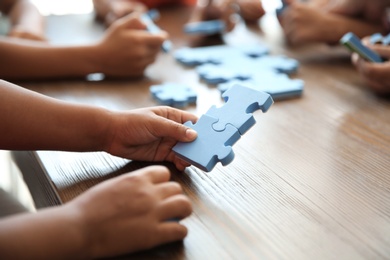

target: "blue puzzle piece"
[382,33,390,45]
[197,62,252,84]
[150,83,197,107]
[340,32,382,63]
[173,114,241,172]
[141,11,172,52]
[217,72,304,100]
[174,44,269,66]
[196,55,299,84]
[206,84,273,134]
[184,20,226,35]
[369,33,384,45]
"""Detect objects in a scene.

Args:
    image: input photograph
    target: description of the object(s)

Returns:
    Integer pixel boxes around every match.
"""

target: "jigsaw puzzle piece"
[249,55,299,74]
[197,62,252,84]
[174,47,222,66]
[340,32,382,63]
[369,33,384,45]
[184,20,226,35]
[174,44,269,66]
[382,33,390,45]
[196,55,299,84]
[141,11,172,52]
[173,114,241,172]
[217,72,304,100]
[150,83,197,107]
[206,84,273,134]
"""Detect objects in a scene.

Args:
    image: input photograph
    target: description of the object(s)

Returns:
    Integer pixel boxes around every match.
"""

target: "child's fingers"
[131,165,171,184]
[156,222,188,244]
[155,182,183,200]
[157,194,192,221]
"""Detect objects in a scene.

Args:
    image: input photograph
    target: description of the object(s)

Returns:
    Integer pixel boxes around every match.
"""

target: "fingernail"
[185,128,197,140]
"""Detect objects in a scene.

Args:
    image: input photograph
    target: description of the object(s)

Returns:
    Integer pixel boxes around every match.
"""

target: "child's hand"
[105,106,198,171]
[278,2,340,45]
[352,39,390,95]
[94,13,167,78]
[68,165,192,258]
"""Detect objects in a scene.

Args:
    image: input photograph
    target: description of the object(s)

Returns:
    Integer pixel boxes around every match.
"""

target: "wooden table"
[11,6,390,260]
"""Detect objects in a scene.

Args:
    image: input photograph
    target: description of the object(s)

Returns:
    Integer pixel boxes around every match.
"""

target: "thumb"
[154,118,198,143]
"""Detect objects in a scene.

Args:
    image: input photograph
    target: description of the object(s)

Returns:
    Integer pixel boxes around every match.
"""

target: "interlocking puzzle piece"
[340,32,382,63]
[196,55,299,84]
[206,84,273,134]
[197,62,252,84]
[217,72,304,100]
[184,20,226,35]
[174,44,269,66]
[382,33,390,45]
[370,33,384,45]
[150,83,197,107]
[173,114,241,172]
[141,11,172,52]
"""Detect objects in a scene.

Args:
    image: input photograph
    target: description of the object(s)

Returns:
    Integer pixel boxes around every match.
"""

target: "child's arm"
[0,13,167,80]
[0,80,197,169]
[0,166,192,259]
[0,0,46,41]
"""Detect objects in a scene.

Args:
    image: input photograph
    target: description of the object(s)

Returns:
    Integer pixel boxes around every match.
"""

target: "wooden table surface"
[11,6,390,260]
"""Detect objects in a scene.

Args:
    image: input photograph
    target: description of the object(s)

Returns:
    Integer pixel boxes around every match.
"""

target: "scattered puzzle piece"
[206,84,273,134]
[217,72,304,100]
[150,83,197,107]
[141,10,172,52]
[370,33,384,45]
[369,32,390,45]
[173,114,241,172]
[184,20,226,35]
[174,44,269,66]
[173,84,273,172]
[196,55,299,84]
[340,32,382,63]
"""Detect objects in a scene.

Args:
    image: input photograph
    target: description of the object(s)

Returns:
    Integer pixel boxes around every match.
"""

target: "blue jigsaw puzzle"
[217,72,304,100]
[340,32,382,63]
[196,55,299,84]
[173,114,241,172]
[173,84,273,172]
[174,44,304,100]
[207,84,273,134]
[174,44,269,66]
[150,83,197,107]
[184,20,226,35]
[141,10,172,52]
[370,32,390,46]
[369,33,384,45]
